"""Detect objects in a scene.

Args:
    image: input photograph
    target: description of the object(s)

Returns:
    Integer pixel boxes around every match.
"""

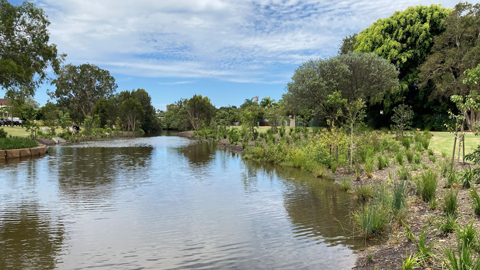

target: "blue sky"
[4,0,460,110]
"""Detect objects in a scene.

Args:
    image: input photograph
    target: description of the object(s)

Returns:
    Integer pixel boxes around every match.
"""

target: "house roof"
[0,99,6,106]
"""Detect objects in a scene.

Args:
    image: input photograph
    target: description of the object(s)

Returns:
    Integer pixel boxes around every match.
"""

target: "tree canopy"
[0,0,63,94]
[284,52,399,121]
[49,63,118,120]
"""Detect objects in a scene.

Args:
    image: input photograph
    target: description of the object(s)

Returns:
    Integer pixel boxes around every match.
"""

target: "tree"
[133,89,160,133]
[185,95,216,130]
[390,104,414,138]
[324,91,347,128]
[40,101,58,135]
[164,99,190,131]
[345,99,366,170]
[4,86,28,126]
[338,33,357,55]
[121,98,144,132]
[259,97,276,109]
[50,63,117,121]
[419,2,480,100]
[240,98,256,109]
[285,52,398,121]
[0,0,63,93]
[355,4,449,92]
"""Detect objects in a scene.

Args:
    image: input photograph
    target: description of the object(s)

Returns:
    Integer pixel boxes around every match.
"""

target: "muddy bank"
[177,131,246,154]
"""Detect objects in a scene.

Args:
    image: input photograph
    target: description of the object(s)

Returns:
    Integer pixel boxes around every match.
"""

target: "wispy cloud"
[37,0,459,84]
[158,81,196,85]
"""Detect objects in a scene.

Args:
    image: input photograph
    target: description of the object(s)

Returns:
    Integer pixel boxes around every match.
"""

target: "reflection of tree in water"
[176,142,216,167]
[243,160,363,249]
[54,146,153,201]
[0,203,64,270]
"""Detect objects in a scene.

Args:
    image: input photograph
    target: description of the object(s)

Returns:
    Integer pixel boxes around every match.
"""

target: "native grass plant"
[377,155,389,170]
[469,188,480,216]
[456,221,478,248]
[397,166,412,181]
[416,226,435,262]
[429,155,437,163]
[401,136,412,150]
[364,158,374,178]
[406,150,414,163]
[438,214,457,234]
[354,184,374,201]
[417,169,438,203]
[0,127,8,138]
[352,201,390,239]
[340,177,352,191]
[392,180,407,214]
[428,149,434,156]
[443,240,480,270]
[312,163,328,178]
[414,153,422,164]
[0,137,38,150]
[443,188,459,216]
[402,250,419,270]
[460,166,475,189]
[396,151,404,165]
[331,162,338,174]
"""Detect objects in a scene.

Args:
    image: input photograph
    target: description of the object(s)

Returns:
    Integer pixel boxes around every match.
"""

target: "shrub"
[414,153,422,164]
[0,128,7,138]
[460,167,475,189]
[427,149,434,156]
[418,169,438,203]
[446,171,459,188]
[443,188,459,216]
[469,188,480,216]
[331,162,338,174]
[353,202,389,239]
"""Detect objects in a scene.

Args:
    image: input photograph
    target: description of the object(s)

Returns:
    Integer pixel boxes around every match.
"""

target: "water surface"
[0,135,363,269]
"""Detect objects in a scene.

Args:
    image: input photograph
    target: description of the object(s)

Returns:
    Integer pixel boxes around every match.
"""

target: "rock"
[52,137,66,144]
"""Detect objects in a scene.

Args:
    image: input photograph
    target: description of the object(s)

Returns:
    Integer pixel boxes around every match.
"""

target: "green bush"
[354,184,374,201]
[340,177,352,191]
[418,169,438,203]
[312,163,327,178]
[443,188,459,216]
[0,128,7,138]
[0,137,38,150]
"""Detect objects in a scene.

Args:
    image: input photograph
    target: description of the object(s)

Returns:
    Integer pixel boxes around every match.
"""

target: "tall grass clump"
[438,214,457,234]
[364,158,374,178]
[443,188,459,216]
[377,155,388,170]
[340,177,352,191]
[406,150,414,163]
[469,188,480,216]
[392,180,407,214]
[396,151,404,165]
[443,240,480,270]
[416,227,435,261]
[354,185,374,201]
[397,166,411,181]
[0,137,38,150]
[353,202,389,239]
[402,250,419,270]
[401,137,411,150]
[461,167,475,189]
[417,169,438,203]
[312,163,327,178]
[456,221,477,248]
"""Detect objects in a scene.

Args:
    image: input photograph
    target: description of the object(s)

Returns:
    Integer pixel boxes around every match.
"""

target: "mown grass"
[1,126,62,138]
[430,132,480,156]
[0,137,38,150]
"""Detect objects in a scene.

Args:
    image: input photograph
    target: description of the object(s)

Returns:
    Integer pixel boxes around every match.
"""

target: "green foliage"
[406,150,414,163]
[353,202,389,239]
[392,180,407,214]
[0,137,37,150]
[456,221,477,248]
[0,128,7,138]
[397,166,411,180]
[364,158,374,178]
[416,227,435,261]
[460,167,475,189]
[443,188,459,216]
[354,184,374,201]
[377,155,389,170]
[402,250,419,270]
[438,214,457,234]
[0,0,63,93]
[443,240,480,270]
[418,169,438,202]
[396,151,404,165]
[340,177,352,191]
[469,188,480,216]
[391,104,414,138]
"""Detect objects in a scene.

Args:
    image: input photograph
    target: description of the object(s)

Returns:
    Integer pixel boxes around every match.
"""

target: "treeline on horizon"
[2,1,480,134]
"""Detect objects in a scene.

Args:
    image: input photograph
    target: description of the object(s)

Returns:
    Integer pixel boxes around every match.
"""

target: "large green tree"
[419,2,480,100]
[185,95,216,130]
[49,64,117,121]
[284,52,399,122]
[0,0,63,93]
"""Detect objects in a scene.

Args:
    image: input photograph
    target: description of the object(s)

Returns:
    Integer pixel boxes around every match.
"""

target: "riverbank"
[183,128,480,269]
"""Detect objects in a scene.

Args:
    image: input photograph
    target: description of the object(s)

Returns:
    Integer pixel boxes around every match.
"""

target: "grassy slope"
[430,132,480,156]
[1,126,63,138]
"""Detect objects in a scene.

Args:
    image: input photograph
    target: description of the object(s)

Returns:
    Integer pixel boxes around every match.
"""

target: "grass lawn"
[229,126,322,133]
[430,132,480,156]
[1,126,63,138]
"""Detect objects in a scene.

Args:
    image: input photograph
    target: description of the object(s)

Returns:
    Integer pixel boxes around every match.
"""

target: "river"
[0,134,364,269]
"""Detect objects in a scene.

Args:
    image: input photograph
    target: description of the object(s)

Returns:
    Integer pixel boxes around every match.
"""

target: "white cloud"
[158,81,196,85]
[38,0,460,83]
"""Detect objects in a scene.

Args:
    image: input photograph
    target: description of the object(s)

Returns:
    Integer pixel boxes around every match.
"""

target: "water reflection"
[175,142,216,167]
[244,160,360,249]
[0,203,65,270]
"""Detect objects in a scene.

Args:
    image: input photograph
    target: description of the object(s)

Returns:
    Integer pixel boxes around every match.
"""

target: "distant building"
[0,98,7,117]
